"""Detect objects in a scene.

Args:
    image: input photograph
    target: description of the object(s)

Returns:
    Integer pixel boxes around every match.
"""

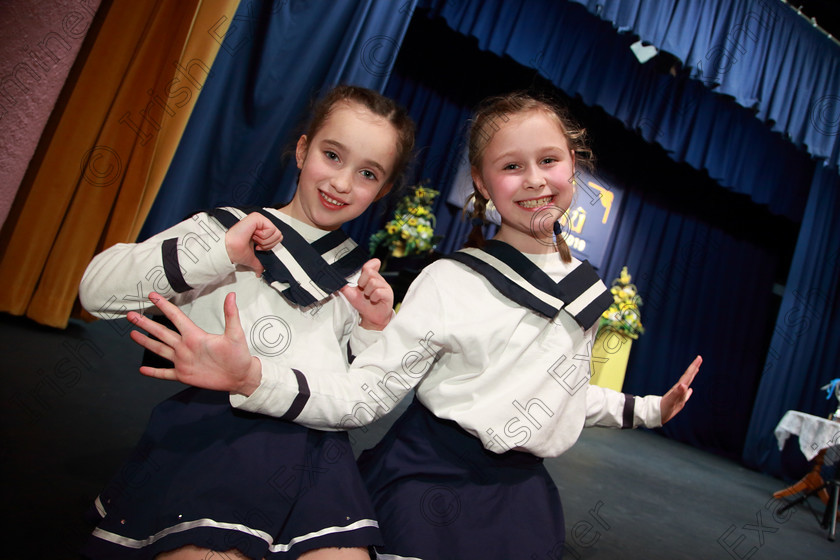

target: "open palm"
[128,292,262,396]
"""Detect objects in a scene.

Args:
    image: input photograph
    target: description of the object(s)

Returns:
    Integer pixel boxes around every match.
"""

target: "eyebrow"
[491,146,568,164]
[321,139,388,175]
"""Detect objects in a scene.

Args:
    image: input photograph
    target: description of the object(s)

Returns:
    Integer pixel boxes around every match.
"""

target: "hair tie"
[471,217,484,227]
[553,221,563,235]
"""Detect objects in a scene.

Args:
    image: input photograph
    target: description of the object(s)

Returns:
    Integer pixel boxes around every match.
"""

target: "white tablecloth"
[774,410,840,461]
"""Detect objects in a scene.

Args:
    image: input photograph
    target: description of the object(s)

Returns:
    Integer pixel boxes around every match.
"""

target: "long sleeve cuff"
[631,394,662,428]
[348,309,395,357]
[229,358,299,418]
[178,229,237,289]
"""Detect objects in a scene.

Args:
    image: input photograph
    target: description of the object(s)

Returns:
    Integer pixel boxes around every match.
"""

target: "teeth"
[517,196,552,209]
[320,192,346,206]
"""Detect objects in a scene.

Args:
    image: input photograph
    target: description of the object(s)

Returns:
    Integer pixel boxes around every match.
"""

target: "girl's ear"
[471,167,490,201]
[295,135,309,169]
[374,181,394,202]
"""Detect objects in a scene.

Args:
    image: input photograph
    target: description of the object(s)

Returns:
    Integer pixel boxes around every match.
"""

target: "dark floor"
[1,312,836,559]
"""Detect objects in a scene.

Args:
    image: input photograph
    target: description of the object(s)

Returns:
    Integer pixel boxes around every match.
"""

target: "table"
[773,410,840,541]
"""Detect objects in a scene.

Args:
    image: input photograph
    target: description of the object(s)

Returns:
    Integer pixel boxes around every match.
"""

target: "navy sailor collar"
[207,207,369,307]
[443,240,613,330]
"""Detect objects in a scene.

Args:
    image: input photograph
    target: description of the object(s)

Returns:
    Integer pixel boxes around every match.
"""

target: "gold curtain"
[0,0,240,328]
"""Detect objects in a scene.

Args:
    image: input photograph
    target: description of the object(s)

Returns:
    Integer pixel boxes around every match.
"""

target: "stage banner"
[560,168,624,270]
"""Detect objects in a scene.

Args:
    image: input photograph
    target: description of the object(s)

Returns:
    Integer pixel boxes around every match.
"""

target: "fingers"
[660,355,702,424]
[685,355,702,374]
[254,228,283,251]
[680,355,702,389]
[341,282,390,310]
[222,292,246,342]
[343,283,386,304]
[129,329,176,362]
[364,258,382,272]
[353,279,394,308]
[139,365,178,381]
[340,284,364,309]
[226,214,283,270]
[247,213,283,251]
[127,308,181,347]
[366,285,390,304]
[356,259,382,288]
[356,260,392,298]
[146,292,197,336]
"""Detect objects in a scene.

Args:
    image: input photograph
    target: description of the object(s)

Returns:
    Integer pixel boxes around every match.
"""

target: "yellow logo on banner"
[559,180,616,253]
[587,181,614,223]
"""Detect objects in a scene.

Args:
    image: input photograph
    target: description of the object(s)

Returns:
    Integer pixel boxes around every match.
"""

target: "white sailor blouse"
[234,239,662,458]
[79,207,383,389]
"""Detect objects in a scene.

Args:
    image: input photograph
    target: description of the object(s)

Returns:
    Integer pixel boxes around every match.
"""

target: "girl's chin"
[312,208,360,230]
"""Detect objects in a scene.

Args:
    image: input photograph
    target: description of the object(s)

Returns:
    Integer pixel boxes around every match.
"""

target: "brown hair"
[305,85,415,197]
[465,92,593,262]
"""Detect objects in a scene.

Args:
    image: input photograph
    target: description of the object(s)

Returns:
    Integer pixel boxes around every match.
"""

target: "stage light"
[630,40,658,64]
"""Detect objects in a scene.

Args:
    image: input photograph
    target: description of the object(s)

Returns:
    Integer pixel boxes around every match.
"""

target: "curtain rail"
[781,0,840,47]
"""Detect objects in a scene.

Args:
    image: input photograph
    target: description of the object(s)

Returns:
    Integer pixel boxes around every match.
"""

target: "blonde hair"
[465,92,593,262]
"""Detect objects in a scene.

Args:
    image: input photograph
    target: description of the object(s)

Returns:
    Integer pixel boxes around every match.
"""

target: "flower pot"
[589,329,633,392]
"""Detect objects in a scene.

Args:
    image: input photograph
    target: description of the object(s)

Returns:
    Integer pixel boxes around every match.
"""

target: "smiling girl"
[129,91,700,559]
[78,85,414,560]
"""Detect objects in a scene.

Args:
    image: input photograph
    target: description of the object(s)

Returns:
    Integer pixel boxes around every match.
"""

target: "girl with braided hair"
[130,91,701,559]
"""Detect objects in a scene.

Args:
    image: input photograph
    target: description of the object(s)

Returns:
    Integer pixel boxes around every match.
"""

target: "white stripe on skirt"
[92,517,379,553]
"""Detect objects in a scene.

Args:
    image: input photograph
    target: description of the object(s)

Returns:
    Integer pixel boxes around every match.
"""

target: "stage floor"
[1,313,835,559]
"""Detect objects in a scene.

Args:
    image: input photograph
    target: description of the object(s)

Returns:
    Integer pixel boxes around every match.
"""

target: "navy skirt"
[357,398,566,559]
[82,387,382,559]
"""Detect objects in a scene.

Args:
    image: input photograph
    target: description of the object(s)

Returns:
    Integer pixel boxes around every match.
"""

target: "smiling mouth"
[320,191,348,207]
[516,196,553,209]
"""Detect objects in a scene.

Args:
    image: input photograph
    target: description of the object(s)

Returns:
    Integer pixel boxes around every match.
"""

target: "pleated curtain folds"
[0,0,240,328]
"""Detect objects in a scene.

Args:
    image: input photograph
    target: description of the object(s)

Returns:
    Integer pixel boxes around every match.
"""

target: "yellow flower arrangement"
[369,183,442,258]
[598,266,645,339]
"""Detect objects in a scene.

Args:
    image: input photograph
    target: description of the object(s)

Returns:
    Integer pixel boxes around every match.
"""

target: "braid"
[463,193,488,248]
[555,231,572,262]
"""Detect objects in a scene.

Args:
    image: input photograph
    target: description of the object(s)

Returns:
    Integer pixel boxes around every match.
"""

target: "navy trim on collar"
[443,240,613,330]
[207,207,367,307]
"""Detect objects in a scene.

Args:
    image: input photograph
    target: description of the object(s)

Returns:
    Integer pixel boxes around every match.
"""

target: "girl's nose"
[523,165,545,189]
[331,169,353,193]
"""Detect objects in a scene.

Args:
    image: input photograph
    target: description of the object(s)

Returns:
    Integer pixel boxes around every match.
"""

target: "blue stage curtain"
[418,0,815,222]
[598,187,783,461]
[413,0,840,467]
[379,15,794,461]
[743,163,840,476]
[568,0,840,170]
[140,0,416,238]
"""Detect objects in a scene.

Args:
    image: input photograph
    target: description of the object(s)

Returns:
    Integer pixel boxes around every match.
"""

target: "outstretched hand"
[660,355,702,424]
[128,292,262,396]
[225,212,284,276]
[340,258,394,331]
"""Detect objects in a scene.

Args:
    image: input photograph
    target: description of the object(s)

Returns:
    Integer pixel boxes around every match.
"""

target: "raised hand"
[340,258,394,331]
[660,355,702,424]
[128,292,262,396]
[225,212,284,276]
